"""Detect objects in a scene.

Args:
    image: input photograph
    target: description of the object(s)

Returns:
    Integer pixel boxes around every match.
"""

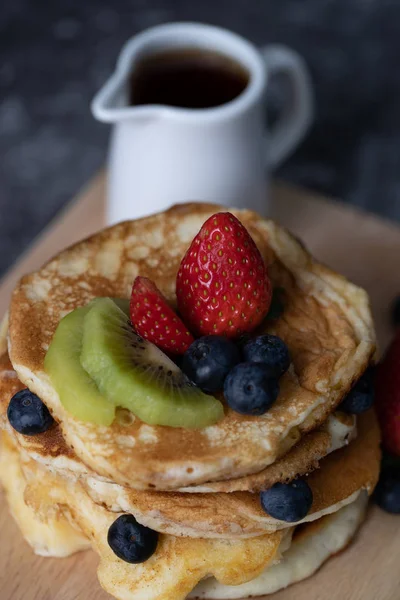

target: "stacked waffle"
[0,204,380,600]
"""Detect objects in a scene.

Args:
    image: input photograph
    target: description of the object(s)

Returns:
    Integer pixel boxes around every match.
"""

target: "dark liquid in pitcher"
[129,48,249,109]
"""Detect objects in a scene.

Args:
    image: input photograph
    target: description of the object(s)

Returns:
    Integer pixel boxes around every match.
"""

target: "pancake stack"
[0,203,381,600]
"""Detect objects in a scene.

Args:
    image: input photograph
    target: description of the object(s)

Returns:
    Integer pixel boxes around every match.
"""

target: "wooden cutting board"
[1,173,400,600]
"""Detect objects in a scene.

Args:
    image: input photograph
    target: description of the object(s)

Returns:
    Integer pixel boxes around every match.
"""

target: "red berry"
[130,276,194,354]
[376,332,400,455]
[176,212,272,338]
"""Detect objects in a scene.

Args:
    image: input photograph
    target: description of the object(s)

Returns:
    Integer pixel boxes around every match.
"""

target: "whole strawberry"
[376,332,400,456]
[130,276,194,354]
[176,212,272,338]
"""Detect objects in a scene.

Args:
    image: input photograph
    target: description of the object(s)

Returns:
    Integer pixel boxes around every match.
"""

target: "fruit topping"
[107,514,158,563]
[80,298,223,428]
[242,334,291,378]
[223,362,279,416]
[176,212,272,338]
[340,369,375,415]
[45,304,116,426]
[182,336,241,393]
[260,480,313,522]
[373,466,400,514]
[7,389,54,435]
[130,276,194,355]
[376,332,400,455]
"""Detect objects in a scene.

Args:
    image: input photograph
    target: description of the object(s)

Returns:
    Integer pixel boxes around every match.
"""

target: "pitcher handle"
[261,45,313,169]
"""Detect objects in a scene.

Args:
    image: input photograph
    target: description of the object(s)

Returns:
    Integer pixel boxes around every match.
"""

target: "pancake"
[0,349,358,491]
[0,348,380,537]
[0,351,377,539]
[0,311,8,356]
[8,203,375,490]
[19,451,287,600]
[178,411,356,493]
[80,409,380,537]
[0,353,89,476]
[0,351,356,492]
[0,432,89,557]
[1,432,368,600]
[190,492,368,599]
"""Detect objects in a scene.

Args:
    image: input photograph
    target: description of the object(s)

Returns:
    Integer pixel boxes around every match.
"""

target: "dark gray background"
[1,0,400,276]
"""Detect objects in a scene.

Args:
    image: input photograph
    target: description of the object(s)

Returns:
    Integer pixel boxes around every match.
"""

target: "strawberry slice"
[376,331,400,455]
[130,276,194,354]
[176,212,272,338]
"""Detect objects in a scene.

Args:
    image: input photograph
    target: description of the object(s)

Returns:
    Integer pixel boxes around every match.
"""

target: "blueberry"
[373,468,400,514]
[182,336,241,393]
[260,480,313,522]
[107,514,158,563]
[242,334,290,378]
[340,369,375,414]
[7,389,54,435]
[223,362,279,415]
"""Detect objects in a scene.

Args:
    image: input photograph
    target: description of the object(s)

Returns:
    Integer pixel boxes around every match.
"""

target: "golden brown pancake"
[0,312,8,356]
[80,410,380,537]
[190,493,368,599]
[0,351,354,493]
[0,353,87,475]
[1,432,369,600]
[0,432,89,557]
[8,203,375,490]
[178,411,356,493]
[0,350,380,537]
[0,348,356,496]
[19,450,286,600]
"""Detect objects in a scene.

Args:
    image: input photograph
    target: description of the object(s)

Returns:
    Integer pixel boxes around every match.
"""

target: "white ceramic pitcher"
[92,22,313,224]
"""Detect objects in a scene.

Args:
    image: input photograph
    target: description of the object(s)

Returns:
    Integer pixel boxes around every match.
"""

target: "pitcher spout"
[91,70,162,124]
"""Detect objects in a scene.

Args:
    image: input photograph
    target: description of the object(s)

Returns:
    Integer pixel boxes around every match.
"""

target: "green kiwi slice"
[44,298,130,426]
[80,298,224,429]
[44,304,115,426]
